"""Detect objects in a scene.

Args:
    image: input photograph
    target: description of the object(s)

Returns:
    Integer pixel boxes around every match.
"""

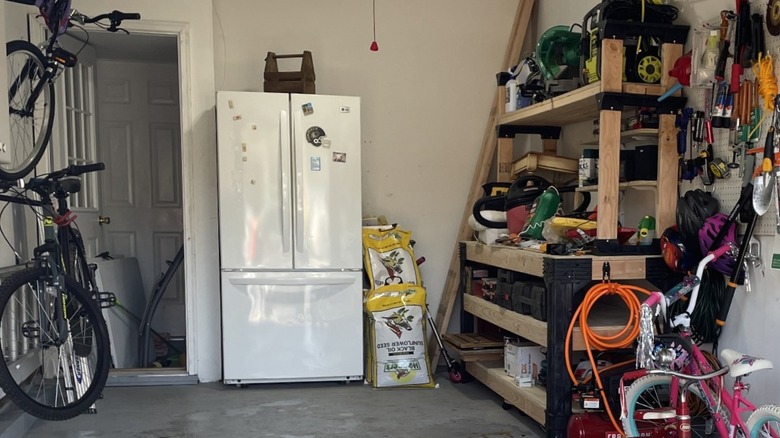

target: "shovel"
[752,126,775,216]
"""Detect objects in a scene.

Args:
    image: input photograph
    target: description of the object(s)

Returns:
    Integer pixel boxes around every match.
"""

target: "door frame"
[96,21,198,376]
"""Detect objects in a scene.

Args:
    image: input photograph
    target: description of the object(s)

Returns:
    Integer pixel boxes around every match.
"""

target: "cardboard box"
[504,339,544,387]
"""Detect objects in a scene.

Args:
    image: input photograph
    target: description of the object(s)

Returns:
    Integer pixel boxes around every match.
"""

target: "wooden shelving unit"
[494,38,683,242]
[458,36,683,433]
[458,242,671,436]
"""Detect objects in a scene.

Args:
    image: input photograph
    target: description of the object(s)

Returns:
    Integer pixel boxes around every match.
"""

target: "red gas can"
[568,412,655,438]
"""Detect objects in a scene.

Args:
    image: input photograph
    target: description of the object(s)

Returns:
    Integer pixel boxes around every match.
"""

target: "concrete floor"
[24,372,545,438]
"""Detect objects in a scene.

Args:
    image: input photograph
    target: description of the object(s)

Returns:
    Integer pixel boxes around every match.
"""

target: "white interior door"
[96,60,184,336]
[53,35,101,256]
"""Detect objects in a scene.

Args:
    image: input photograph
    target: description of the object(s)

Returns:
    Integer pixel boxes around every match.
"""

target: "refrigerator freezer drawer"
[221,271,363,383]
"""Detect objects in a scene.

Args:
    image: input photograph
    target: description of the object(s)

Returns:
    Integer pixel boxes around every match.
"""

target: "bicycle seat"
[720,349,773,377]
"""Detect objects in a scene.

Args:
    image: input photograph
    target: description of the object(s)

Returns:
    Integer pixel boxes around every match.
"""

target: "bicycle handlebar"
[644,244,731,329]
[75,10,141,32]
[26,163,105,192]
[648,366,730,381]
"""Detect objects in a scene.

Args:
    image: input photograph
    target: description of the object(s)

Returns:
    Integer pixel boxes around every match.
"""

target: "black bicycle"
[0,163,112,420]
[6,0,139,180]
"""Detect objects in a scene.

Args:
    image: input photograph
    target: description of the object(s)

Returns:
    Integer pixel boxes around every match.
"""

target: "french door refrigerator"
[216,91,363,384]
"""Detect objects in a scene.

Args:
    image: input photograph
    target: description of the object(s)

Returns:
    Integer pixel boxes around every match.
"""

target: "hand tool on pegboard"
[752,96,780,216]
[716,10,737,82]
[731,0,752,93]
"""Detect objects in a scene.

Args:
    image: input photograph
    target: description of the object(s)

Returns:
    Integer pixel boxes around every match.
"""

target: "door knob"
[98,216,111,225]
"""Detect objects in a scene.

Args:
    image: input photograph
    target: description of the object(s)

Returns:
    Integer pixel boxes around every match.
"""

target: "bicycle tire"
[747,405,780,438]
[622,374,715,438]
[5,40,55,180]
[61,227,97,292]
[0,267,110,420]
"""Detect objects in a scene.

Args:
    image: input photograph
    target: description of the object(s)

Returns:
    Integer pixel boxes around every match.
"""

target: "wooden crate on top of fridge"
[263,51,316,94]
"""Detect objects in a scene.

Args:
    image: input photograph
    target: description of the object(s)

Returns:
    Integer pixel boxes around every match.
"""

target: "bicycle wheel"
[5,40,55,180]
[747,405,780,438]
[622,374,715,438]
[0,267,110,420]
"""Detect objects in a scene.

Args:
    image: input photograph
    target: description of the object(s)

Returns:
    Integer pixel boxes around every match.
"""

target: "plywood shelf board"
[465,361,546,425]
[498,83,601,127]
[463,294,629,351]
[575,180,657,192]
[462,242,657,281]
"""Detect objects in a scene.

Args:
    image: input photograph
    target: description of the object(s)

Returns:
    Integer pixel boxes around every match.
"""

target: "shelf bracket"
[496,125,562,140]
[596,92,687,113]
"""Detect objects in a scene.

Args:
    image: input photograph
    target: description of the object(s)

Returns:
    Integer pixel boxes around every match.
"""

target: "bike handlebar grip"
[68,162,105,176]
[709,245,731,260]
[115,11,141,20]
[716,282,737,327]
[643,291,663,307]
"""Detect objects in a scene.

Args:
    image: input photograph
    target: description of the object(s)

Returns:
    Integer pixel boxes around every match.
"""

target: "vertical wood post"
[595,38,623,240]
[656,113,677,233]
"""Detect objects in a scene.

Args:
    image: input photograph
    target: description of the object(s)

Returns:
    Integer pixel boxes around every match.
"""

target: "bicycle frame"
[672,341,756,438]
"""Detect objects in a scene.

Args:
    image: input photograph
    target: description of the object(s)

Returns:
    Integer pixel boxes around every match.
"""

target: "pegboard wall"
[680,0,780,236]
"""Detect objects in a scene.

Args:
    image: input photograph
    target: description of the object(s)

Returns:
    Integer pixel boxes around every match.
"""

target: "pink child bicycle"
[620,245,779,438]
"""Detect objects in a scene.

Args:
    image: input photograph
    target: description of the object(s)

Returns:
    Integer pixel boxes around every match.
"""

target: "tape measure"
[709,158,731,179]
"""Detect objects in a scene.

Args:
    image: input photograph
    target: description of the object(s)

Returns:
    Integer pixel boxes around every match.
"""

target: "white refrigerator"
[216,91,363,384]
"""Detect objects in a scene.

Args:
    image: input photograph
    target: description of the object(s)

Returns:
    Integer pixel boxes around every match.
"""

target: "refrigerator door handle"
[280,110,291,254]
[228,276,357,286]
[293,110,305,254]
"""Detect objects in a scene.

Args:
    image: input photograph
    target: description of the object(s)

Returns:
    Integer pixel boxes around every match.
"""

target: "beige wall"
[213,0,519,325]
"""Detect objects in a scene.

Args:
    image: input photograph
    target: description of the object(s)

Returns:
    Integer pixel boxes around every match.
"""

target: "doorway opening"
[59,30,189,380]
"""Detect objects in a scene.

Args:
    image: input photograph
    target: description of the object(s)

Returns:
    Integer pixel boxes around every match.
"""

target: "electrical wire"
[752,53,778,111]
[565,280,653,435]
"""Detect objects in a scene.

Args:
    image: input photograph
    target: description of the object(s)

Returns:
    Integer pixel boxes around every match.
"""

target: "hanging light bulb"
[370,0,379,51]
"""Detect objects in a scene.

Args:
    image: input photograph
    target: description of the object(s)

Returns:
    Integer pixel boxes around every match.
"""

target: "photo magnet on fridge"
[302,102,314,115]
[333,152,346,162]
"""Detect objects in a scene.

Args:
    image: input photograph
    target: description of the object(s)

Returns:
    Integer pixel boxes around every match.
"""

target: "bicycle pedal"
[51,48,77,68]
[96,292,117,309]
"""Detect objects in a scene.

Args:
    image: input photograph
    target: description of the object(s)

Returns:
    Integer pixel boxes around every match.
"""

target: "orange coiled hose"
[565,281,652,435]
[753,53,778,111]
